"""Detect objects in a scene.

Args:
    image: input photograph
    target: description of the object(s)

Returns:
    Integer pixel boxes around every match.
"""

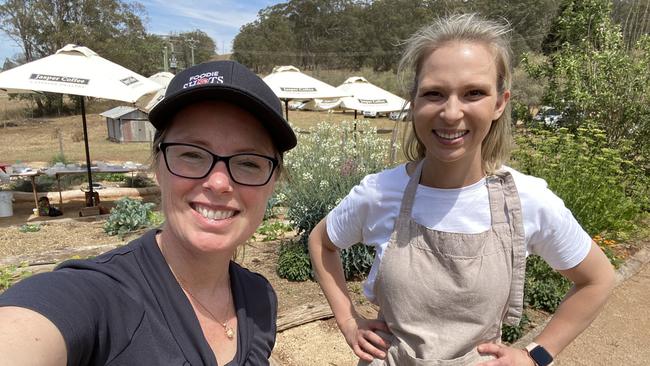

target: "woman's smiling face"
[156,100,277,255]
[412,41,509,175]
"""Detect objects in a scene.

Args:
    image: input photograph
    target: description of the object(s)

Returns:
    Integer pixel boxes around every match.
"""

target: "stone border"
[512,246,650,348]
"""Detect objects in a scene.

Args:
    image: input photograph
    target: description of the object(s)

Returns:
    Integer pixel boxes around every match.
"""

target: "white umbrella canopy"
[0,44,162,102]
[0,44,162,206]
[136,71,174,112]
[337,76,409,114]
[263,65,349,120]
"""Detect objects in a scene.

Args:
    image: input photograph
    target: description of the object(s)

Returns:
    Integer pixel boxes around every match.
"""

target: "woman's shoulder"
[502,166,571,214]
[230,262,273,289]
[501,166,562,206]
[355,163,409,196]
[230,262,276,308]
[501,166,549,191]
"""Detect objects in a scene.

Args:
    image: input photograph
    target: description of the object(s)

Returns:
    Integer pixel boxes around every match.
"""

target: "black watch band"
[525,342,554,366]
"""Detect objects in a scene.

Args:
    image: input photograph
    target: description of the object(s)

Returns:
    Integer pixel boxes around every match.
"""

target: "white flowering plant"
[279,120,394,280]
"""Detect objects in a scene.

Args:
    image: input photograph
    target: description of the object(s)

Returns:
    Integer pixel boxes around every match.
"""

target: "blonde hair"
[398,13,513,174]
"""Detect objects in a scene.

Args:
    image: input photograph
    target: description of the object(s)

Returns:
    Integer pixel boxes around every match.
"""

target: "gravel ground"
[0,220,133,266]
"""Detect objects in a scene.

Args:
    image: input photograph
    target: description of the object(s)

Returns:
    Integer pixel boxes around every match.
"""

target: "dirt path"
[554,250,650,365]
[513,247,650,366]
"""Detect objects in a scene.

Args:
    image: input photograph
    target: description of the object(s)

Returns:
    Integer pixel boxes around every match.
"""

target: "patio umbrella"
[337,76,409,119]
[0,44,162,206]
[136,71,174,112]
[262,65,348,121]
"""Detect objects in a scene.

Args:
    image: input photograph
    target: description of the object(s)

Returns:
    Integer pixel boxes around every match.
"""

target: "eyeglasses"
[159,142,278,186]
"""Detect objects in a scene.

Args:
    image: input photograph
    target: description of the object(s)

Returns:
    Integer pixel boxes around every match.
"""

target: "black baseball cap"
[148,60,296,152]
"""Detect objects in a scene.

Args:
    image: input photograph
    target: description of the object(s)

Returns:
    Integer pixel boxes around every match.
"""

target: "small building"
[101,106,154,143]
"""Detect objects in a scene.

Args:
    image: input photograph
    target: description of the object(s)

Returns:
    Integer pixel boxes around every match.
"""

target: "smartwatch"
[525,342,554,366]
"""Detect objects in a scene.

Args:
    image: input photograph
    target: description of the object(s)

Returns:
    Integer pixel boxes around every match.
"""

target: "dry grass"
[0,95,407,166]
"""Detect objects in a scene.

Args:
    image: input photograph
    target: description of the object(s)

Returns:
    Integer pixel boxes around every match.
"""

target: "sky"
[0,0,283,62]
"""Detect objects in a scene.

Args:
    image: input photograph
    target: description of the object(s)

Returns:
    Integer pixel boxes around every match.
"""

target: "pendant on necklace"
[224,323,235,339]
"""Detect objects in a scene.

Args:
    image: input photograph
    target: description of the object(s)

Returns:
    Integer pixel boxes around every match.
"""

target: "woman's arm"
[0,306,68,366]
[477,241,615,365]
[308,218,390,361]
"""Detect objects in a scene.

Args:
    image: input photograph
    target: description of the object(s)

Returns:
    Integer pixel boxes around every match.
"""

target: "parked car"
[362,110,378,118]
[288,101,306,110]
[389,111,409,121]
[533,106,563,127]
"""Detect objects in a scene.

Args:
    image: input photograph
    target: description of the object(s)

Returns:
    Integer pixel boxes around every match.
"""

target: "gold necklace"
[159,241,236,340]
[180,283,236,340]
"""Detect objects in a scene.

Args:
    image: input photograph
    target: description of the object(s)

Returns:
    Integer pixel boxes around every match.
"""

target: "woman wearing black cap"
[0,60,296,366]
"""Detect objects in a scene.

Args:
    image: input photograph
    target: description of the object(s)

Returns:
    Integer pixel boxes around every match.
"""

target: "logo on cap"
[183,71,225,89]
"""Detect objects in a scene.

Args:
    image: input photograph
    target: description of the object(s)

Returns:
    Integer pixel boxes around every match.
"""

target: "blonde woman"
[309,14,614,366]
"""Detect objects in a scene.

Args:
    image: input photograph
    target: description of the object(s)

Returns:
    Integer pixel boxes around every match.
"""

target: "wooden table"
[9,170,40,213]
[52,167,143,212]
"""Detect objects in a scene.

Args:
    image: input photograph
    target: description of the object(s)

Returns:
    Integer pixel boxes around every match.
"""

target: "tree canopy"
[231,0,565,72]
[0,0,216,115]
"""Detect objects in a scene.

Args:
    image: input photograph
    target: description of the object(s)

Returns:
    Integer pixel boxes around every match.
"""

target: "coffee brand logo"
[280,87,317,92]
[120,77,138,86]
[358,98,388,105]
[30,73,89,85]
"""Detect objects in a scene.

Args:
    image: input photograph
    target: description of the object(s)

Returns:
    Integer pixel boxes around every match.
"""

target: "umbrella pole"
[81,97,95,207]
[354,110,358,119]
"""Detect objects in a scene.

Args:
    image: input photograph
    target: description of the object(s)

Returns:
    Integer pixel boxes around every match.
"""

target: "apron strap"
[392,161,423,244]
[486,174,508,225]
[495,170,526,325]
[399,161,423,221]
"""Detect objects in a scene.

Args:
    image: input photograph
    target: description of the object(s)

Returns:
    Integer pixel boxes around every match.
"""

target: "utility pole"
[187,38,197,66]
[163,46,168,72]
[169,42,177,74]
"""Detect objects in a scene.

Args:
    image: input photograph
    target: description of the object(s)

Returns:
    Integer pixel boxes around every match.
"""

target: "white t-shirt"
[326,164,592,302]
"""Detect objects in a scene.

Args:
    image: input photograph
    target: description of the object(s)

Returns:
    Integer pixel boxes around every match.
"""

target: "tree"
[233,3,298,73]
[171,30,216,69]
[0,0,159,115]
[612,0,650,50]
[524,0,650,162]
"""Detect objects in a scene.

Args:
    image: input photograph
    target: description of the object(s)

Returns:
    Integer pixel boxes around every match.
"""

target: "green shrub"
[277,241,312,281]
[256,220,292,242]
[281,120,393,280]
[18,224,41,233]
[0,265,32,292]
[593,235,624,269]
[95,173,127,182]
[11,175,57,192]
[123,174,156,188]
[524,256,571,312]
[264,193,281,220]
[340,244,375,280]
[511,125,647,237]
[50,153,69,166]
[147,211,165,227]
[104,197,156,236]
[501,313,530,344]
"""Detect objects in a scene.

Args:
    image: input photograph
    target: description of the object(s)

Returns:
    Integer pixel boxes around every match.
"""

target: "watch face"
[530,346,554,366]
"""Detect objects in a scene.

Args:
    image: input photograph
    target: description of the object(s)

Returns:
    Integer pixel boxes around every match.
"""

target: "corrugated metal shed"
[100,106,154,143]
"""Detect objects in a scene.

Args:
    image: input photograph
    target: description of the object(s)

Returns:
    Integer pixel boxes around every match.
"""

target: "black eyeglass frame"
[159,142,279,186]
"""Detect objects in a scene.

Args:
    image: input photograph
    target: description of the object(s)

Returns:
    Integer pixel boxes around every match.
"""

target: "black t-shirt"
[0,229,277,365]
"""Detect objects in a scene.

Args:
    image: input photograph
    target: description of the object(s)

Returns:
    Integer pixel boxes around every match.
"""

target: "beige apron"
[361,161,526,366]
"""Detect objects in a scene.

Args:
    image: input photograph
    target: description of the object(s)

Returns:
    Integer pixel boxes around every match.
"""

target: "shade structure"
[0,44,162,206]
[337,76,409,117]
[262,65,348,120]
[137,71,174,112]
